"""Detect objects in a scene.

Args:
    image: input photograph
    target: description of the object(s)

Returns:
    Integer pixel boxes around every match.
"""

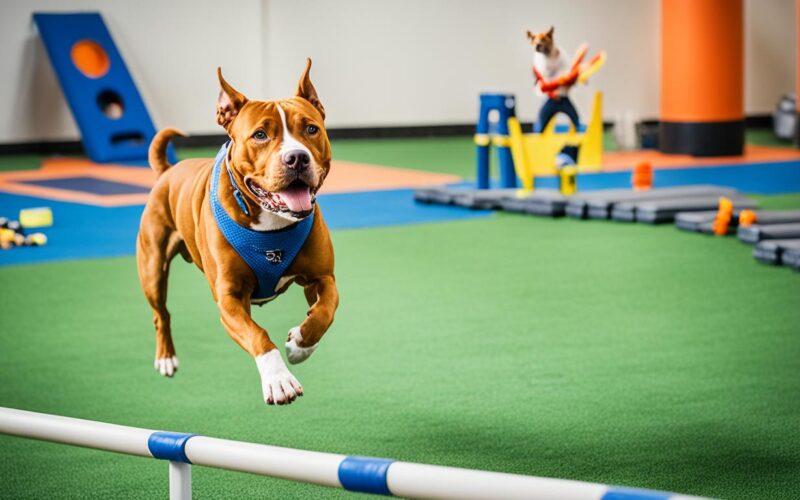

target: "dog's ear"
[526,30,536,42]
[547,26,554,37]
[216,68,248,131]
[295,58,325,120]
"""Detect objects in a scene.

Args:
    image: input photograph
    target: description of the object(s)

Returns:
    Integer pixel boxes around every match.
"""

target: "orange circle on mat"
[70,40,110,79]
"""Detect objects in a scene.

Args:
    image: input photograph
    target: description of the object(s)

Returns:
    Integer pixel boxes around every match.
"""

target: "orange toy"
[738,209,757,227]
[632,161,653,191]
[712,197,734,236]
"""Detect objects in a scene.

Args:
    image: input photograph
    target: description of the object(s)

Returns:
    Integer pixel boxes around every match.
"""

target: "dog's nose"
[282,150,311,170]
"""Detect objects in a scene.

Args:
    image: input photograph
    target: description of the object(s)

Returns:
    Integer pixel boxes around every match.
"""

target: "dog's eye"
[252,130,268,141]
[306,125,319,136]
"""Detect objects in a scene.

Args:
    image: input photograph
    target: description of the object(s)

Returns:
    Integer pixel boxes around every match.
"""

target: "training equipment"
[475,94,517,189]
[612,195,758,224]
[674,211,718,232]
[507,92,604,183]
[752,239,800,265]
[19,207,53,228]
[0,407,705,500]
[738,223,800,245]
[499,189,569,216]
[677,209,800,234]
[570,185,738,220]
[631,162,653,191]
[451,188,519,210]
[712,197,734,236]
[32,13,175,164]
[782,247,800,271]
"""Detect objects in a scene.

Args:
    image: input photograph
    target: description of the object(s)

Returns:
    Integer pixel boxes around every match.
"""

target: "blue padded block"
[32,12,175,164]
[602,487,673,500]
[337,456,394,495]
[147,432,195,463]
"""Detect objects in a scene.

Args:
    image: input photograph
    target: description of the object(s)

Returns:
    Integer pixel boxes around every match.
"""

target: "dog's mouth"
[245,178,316,219]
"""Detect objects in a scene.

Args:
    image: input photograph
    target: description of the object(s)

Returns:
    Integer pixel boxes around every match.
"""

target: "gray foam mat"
[571,185,738,220]
[451,188,519,210]
[674,211,718,232]
[499,189,568,217]
[752,239,800,265]
[782,248,800,271]
[611,195,758,224]
[413,186,463,205]
[737,223,800,244]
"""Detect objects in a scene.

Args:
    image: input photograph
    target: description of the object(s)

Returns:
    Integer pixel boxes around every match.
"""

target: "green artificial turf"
[1,214,800,499]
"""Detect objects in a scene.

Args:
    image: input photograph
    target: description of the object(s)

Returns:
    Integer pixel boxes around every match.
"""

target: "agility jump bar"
[0,407,704,500]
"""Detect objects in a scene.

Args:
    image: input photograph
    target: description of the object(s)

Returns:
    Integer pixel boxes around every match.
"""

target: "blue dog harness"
[210,143,314,303]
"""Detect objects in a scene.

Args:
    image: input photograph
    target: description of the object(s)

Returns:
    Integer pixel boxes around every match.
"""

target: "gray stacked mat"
[674,211,719,232]
[752,239,800,265]
[414,185,462,205]
[567,185,738,220]
[782,247,800,271]
[696,209,800,235]
[564,188,657,219]
[737,223,800,244]
[498,189,568,217]
[612,195,758,224]
[451,188,519,210]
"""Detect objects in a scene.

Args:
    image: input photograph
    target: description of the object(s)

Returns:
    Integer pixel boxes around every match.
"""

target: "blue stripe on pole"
[337,456,394,495]
[602,487,673,500]
[147,432,196,463]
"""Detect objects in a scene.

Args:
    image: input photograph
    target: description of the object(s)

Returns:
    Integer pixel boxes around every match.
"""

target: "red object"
[532,46,587,99]
[632,162,653,191]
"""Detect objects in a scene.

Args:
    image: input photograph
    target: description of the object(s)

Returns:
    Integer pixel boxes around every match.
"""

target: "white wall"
[263,0,661,128]
[0,0,262,143]
[745,0,797,114]
[0,0,795,143]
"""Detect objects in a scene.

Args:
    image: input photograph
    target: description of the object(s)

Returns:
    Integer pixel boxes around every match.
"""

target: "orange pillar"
[660,0,744,156]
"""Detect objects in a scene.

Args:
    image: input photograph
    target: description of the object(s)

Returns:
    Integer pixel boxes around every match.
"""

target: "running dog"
[137,59,338,406]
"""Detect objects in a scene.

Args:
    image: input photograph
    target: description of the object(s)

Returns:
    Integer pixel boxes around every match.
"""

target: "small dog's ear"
[526,30,535,42]
[547,25,554,37]
[216,68,248,131]
[295,58,325,120]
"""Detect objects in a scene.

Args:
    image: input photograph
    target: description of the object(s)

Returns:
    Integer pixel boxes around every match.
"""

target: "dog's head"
[216,58,330,221]
[526,26,555,56]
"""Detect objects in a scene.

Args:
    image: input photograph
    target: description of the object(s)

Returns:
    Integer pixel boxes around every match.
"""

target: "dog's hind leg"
[137,222,183,377]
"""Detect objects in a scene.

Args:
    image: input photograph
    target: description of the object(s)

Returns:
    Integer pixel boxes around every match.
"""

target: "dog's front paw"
[154,356,179,377]
[255,349,303,405]
[285,326,318,365]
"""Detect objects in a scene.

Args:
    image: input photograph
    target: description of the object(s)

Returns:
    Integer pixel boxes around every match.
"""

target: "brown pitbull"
[136,59,338,405]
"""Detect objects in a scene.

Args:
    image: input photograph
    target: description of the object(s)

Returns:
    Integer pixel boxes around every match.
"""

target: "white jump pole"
[0,407,706,500]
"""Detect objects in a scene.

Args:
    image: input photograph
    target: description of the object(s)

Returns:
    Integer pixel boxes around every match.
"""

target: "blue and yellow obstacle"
[507,92,604,192]
[473,92,604,194]
[474,94,518,189]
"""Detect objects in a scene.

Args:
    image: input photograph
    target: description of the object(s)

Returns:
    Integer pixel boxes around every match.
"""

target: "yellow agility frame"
[507,91,604,192]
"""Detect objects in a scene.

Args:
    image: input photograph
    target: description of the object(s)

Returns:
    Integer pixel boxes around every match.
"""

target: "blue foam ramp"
[33,12,175,164]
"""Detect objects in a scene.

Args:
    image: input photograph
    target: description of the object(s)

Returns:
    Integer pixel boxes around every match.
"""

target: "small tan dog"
[137,59,338,406]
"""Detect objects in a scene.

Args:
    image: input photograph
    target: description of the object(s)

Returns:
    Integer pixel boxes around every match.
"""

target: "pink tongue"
[278,184,313,212]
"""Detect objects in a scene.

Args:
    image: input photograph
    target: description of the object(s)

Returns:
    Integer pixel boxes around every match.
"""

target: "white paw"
[255,350,303,405]
[154,356,179,377]
[285,326,318,365]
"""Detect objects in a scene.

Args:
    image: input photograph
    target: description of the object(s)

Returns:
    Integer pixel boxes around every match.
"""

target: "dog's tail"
[149,128,186,176]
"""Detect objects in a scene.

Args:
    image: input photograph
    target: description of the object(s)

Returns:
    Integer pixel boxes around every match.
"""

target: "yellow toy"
[19,207,53,228]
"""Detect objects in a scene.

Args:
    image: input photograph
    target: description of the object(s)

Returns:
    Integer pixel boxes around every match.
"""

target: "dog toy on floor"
[0,217,48,250]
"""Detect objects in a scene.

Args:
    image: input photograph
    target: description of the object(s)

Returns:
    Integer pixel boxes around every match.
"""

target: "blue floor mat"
[0,189,491,266]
